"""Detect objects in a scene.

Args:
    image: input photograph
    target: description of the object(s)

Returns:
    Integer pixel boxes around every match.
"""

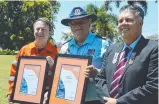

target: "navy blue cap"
[61,7,97,26]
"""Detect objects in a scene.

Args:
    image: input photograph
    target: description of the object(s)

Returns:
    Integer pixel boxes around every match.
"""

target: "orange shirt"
[8,41,58,95]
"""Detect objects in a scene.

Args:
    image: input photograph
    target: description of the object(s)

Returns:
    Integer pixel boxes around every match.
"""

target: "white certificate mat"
[20,65,40,96]
[56,64,81,101]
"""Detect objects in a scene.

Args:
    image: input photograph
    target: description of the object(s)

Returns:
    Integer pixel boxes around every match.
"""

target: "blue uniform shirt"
[61,32,107,57]
[60,32,110,101]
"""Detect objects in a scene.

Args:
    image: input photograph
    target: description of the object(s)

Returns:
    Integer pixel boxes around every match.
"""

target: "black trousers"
[85,100,103,104]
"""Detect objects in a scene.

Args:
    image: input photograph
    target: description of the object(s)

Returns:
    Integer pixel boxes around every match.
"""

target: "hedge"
[0,49,18,55]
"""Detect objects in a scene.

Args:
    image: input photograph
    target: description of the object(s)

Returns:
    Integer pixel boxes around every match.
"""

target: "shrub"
[0,49,17,55]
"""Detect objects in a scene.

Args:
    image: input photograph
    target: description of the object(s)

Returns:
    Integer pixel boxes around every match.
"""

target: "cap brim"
[61,14,97,26]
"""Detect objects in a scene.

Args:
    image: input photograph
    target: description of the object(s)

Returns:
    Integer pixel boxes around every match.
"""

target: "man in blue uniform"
[60,7,110,104]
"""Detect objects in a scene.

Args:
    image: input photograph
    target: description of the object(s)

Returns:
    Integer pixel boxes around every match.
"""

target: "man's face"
[117,11,143,42]
[69,18,91,42]
[34,21,50,44]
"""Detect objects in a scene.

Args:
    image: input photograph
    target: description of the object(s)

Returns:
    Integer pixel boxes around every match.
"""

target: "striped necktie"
[109,47,131,98]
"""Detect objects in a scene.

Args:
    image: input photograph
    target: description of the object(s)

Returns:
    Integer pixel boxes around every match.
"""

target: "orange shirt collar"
[30,41,57,52]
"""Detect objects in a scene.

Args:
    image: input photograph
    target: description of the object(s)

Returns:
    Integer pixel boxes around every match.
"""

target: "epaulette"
[62,38,73,46]
[95,35,107,40]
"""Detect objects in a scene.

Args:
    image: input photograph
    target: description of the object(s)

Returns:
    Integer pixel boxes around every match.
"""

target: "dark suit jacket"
[95,36,158,104]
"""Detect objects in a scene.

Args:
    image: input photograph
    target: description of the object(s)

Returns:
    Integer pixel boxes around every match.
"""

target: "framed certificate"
[10,56,48,104]
[48,54,92,104]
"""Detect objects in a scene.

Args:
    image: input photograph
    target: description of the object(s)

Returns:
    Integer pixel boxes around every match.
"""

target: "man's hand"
[103,97,117,104]
[46,56,54,68]
[84,65,98,78]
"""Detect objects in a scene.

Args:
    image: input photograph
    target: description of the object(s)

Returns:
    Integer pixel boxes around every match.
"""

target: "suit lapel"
[108,43,124,91]
[112,43,124,74]
[119,35,147,83]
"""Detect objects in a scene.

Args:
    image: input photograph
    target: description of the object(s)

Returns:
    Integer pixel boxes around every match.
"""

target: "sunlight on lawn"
[0,55,15,104]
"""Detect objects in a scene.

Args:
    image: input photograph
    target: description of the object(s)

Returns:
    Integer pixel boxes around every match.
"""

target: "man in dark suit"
[85,5,158,104]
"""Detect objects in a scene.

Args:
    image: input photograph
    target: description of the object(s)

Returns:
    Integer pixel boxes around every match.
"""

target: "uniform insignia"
[87,49,95,55]
[74,9,81,15]
[129,52,136,65]
[129,59,134,65]
[112,53,119,64]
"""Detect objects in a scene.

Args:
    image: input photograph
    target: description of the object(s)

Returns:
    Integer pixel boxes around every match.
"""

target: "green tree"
[146,33,158,40]
[104,1,148,15]
[62,32,74,41]
[85,3,118,39]
[0,1,60,50]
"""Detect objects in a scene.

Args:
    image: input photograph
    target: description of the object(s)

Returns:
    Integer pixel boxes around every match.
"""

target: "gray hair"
[120,5,144,20]
[33,17,53,32]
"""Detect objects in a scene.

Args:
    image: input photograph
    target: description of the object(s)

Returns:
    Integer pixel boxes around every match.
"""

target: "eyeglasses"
[69,18,90,26]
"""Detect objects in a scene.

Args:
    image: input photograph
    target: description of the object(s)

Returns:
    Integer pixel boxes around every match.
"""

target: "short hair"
[120,5,144,20]
[33,17,53,32]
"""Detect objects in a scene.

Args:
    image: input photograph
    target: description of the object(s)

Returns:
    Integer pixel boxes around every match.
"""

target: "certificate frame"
[48,54,92,104]
[10,56,48,104]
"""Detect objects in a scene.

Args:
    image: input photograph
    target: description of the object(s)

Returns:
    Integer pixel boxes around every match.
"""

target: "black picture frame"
[48,54,92,104]
[10,56,48,104]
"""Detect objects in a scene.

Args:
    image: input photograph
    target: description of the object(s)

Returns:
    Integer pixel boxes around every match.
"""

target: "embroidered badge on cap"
[74,9,81,15]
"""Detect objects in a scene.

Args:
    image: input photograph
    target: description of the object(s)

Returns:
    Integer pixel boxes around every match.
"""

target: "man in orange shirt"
[7,18,58,102]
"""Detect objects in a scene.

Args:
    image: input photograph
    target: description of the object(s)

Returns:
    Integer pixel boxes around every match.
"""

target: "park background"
[0,0,158,103]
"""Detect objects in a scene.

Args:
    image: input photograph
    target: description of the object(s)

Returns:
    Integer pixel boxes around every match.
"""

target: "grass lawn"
[0,55,15,104]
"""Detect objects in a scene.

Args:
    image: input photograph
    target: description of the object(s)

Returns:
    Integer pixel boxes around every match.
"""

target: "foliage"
[0,49,17,55]
[61,31,74,41]
[146,33,158,40]
[0,1,60,50]
[85,3,118,39]
[104,1,148,16]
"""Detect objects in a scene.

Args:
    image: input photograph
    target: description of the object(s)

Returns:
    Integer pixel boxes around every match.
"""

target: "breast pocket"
[87,49,96,56]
